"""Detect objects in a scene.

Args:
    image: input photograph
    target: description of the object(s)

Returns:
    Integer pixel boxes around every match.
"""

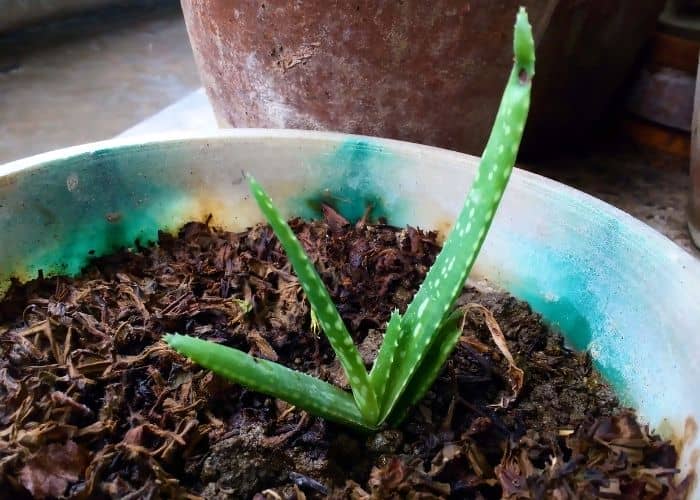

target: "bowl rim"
[1,127,697,270]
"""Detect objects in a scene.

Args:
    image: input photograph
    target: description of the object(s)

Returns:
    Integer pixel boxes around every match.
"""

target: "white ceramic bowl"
[1,129,698,490]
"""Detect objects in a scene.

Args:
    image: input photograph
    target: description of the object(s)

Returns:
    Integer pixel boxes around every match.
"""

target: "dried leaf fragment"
[18,440,89,499]
[465,303,524,407]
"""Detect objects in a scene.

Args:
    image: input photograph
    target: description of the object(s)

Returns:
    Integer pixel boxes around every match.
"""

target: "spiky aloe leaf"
[385,310,464,426]
[245,175,380,425]
[164,334,369,428]
[368,310,402,397]
[372,7,535,421]
[165,8,535,432]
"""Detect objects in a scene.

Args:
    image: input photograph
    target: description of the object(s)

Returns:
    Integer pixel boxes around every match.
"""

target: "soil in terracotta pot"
[0,208,693,499]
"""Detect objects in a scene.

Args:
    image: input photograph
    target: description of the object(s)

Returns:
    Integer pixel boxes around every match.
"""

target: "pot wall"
[181,0,665,156]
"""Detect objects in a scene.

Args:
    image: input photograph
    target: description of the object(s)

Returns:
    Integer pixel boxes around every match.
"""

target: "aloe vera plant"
[165,7,535,431]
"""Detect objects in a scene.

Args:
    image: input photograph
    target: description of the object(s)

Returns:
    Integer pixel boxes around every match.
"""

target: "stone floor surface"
[0,2,201,163]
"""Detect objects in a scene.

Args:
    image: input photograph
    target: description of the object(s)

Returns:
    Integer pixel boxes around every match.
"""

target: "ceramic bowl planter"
[180,0,665,156]
[1,129,699,495]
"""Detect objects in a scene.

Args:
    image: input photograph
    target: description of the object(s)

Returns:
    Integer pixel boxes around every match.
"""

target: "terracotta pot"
[181,1,664,156]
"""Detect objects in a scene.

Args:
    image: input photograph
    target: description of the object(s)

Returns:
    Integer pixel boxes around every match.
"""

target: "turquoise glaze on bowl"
[1,130,699,491]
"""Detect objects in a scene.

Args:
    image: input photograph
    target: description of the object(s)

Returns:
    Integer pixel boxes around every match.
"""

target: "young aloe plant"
[165,7,535,431]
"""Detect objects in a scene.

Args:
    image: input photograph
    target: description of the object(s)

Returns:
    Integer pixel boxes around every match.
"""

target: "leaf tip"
[243,171,258,187]
[163,333,183,349]
[514,6,535,73]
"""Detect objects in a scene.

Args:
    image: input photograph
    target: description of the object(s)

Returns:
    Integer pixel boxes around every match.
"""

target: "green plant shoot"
[164,7,535,431]
[370,7,536,421]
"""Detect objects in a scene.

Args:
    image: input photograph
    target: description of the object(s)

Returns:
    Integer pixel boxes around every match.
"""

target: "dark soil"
[0,209,692,499]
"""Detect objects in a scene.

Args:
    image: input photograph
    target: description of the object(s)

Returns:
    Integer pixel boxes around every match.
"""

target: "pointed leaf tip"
[514,7,535,73]
[163,333,187,349]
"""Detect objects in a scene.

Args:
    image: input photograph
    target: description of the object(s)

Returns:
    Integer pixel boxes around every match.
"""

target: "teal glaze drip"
[513,279,594,352]
[290,140,399,224]
[498,218,632,405]
[372,8,536,421]
[0,144,192,293]
[511,276,629,403]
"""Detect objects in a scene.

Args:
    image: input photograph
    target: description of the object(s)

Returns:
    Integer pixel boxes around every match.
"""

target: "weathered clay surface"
[181,0,664,156]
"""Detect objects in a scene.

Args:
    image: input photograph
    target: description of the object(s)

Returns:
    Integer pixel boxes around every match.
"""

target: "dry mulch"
[0,208,692,499]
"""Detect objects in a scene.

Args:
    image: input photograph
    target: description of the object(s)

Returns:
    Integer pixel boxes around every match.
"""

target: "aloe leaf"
[164,334,371,429]
[245,175,380,425]
[368,310,402,402]
[372,7,535,421]
[385,311,464,426]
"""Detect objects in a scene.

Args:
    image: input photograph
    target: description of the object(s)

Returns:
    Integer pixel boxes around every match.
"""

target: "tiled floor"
[0,2,201,163]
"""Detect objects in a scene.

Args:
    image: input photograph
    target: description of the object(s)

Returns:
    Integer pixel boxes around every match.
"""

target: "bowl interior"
[1,129,699,487]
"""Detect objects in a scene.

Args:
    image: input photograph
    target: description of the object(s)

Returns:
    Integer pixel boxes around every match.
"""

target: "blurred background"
[1,0,698,255]
[1,1,201,161]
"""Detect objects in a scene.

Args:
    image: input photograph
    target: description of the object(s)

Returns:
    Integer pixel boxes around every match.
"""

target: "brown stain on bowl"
[656,415,698,494]
[433,218,455,245]
[105,212,122,223]
[686,417,698,445]
[685,417,699,462]
[685,417,699,495]
[0,175,18,189]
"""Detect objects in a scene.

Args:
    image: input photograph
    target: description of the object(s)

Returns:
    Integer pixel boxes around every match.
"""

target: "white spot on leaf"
[417,298,429,318]
[412,322,422,338]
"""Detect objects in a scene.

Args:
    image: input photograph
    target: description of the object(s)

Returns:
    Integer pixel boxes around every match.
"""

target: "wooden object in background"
[624,1,700,158]
[623,117,692,158]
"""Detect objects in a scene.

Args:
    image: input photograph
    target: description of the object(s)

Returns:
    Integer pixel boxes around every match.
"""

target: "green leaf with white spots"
[164,8,535,432]
[245,175,380,425]
[368,310,402,409]
[371,7,535,421]
[163,334,369,428]
[385,310,464,426]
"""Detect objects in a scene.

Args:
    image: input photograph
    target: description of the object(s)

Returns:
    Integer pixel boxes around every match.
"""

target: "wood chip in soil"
[0,207,693,499]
